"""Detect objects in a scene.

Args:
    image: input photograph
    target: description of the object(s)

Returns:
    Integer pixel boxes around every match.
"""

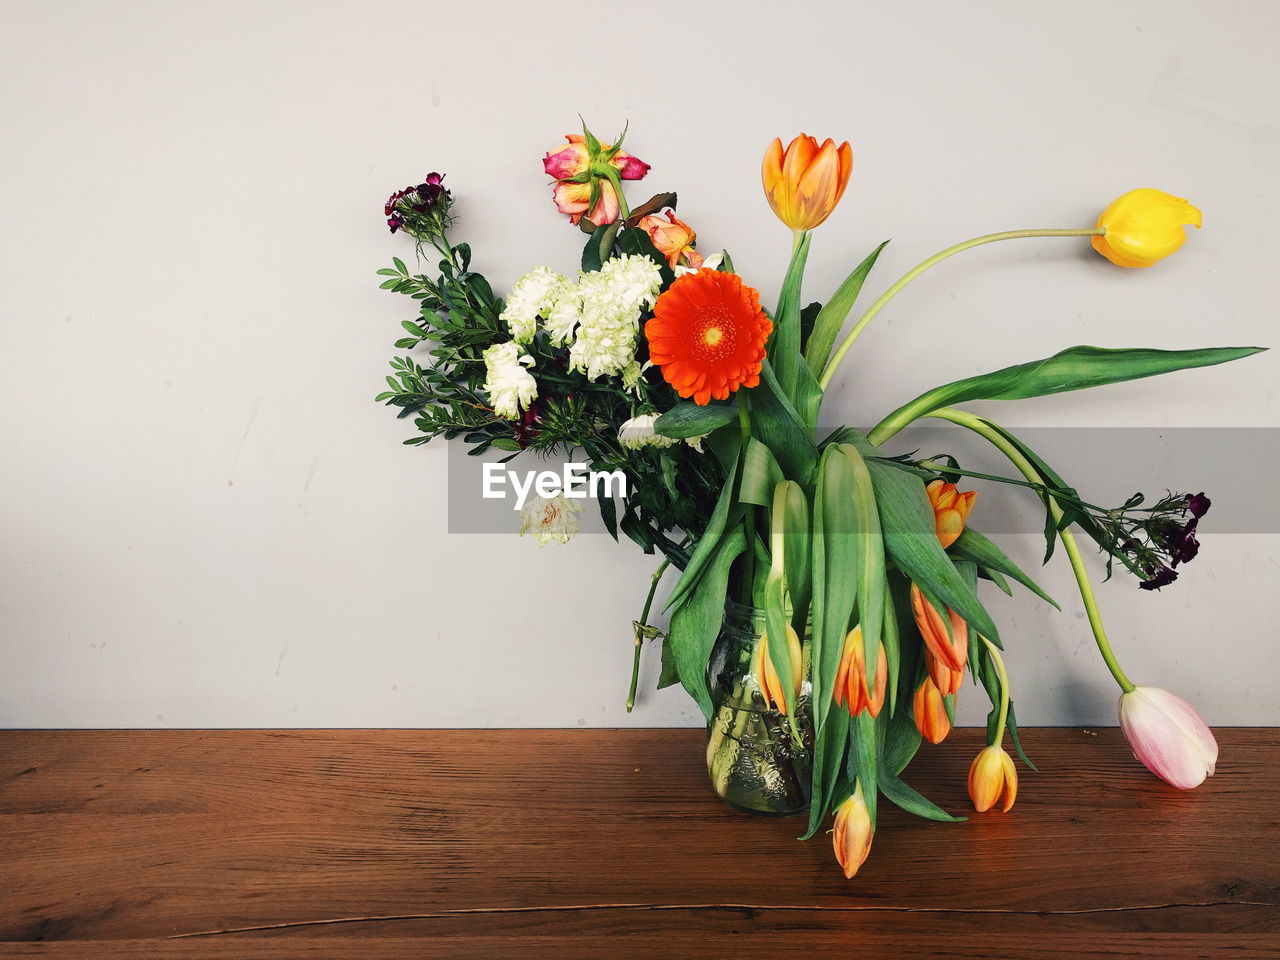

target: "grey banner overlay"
[447,427,1278,536]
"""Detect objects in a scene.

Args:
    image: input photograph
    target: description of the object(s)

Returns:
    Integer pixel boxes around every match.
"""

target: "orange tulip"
[968,744,1018,813]
[637,209,703,269]
[761,134,853,231]
[832,783,874,879]
[926,479,976,549]
[753,625,803,715]
[832,627,887,719]
[910,583,968,676]
[925,649,964,697]
[913,675,952,744]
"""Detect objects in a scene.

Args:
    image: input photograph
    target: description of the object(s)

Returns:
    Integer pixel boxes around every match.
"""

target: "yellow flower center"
[703,327,724,347]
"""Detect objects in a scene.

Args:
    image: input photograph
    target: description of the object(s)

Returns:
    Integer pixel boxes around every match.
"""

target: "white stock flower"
[519,493,583,545]
[482,341,537,419]
[544,285,582,346]
[618,413,677,450]
[567,254,663,381]
[500,265,569,344]
[684,434,709,453]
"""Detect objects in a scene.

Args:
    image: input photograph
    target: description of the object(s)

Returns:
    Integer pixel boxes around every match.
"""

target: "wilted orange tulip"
[761,134,853,231]
[911,583,969,676]
[968,744,1018,813]
[832,626,887,719]
[1092,188,1201,268]
[926,479,976,549]
[913,675,952,744]
[753,625,803,715]
[926,648,965,697]
[637,209,703,269]
[832,783,874,879]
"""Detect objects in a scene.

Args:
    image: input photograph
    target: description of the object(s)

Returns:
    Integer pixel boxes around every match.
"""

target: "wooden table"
[1,728,1276,958]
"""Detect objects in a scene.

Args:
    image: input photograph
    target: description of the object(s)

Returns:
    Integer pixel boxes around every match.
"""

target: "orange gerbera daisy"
[644,270,772,405]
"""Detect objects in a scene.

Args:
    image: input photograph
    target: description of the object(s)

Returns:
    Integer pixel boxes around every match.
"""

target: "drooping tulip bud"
[1092,188,1202,268]
[968,744,1018,813]
[637,209,704,269]
[925,479,976,550]
[832,783,874,879]
[910,584,968,676]
[925,648,965,697]
[753,624,803,715]
[1118,686,1218,790]
[761,134,853,232]
[832,627,888,719]
[912,674,952,744]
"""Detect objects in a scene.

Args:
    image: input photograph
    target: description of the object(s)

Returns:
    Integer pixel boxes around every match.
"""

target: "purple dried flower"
[1187,492,1211,518]
[1140,565,1179,591]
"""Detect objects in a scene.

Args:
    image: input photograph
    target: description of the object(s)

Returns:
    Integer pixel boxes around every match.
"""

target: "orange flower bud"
[761,134,853,232]
[910,583,968,676]
[753,624,803,715]
[832,783,874,879]
[926,479,976,549]
[926,648,965,697]
[912,675,952,744]
[636,209,703,269]
[832,626,887,719]
[968,744,1018,813]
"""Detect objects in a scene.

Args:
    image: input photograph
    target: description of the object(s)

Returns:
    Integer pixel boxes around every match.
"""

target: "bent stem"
[920,407,1136,694]
[982,636,1011,744]
[627,557,672,712]
[819,228,1105,391]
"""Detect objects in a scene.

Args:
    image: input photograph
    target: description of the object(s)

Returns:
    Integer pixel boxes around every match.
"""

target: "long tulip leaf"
[871,345,1264,443]
[867,460,1001,644]
[878,764,967,822]
[666,527,745,720]
[805,240,889,376]
[753,361,819,486]
[952,527,1058,609]
[769,232,812,405]
[739,438,784,508]
[837,444,886,691]
[662,457,740,614]
[811,445,861,737]
[802,708,849,840]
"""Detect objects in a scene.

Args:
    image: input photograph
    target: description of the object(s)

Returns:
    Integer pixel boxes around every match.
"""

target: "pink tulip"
[1118,686,1218,790]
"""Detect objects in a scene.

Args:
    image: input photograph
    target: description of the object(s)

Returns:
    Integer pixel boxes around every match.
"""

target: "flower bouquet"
[374,124,1261,877]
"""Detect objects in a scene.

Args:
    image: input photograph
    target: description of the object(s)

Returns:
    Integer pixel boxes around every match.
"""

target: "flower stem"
[818,228,1105,391]
[920,407,1136,694]
[981,636,1011,743]
[738,392,756,599]
[627,557,672,712]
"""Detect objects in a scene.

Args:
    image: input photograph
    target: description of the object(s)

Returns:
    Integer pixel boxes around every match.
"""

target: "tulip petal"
[1119,687,1215,789]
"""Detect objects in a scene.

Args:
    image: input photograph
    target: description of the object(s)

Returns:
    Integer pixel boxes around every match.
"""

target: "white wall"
[2,0,1276,728]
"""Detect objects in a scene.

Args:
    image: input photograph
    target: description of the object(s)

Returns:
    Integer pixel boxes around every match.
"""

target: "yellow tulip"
[1092,188,1202,268]
[761,134,853,231]
[968,744,1018,813]
[832,783,874,879]
[753,625,803,715]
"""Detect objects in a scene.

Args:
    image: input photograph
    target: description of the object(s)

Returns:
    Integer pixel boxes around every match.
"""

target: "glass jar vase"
[705,600,813,816]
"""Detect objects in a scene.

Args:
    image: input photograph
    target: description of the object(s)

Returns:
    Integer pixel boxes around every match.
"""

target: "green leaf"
[654,402,738,440]
[769,232,812,404]
[775,481,812,627]
[805,240,889,376]
[951,527,1058,609]
[846,711,879,829]
[666,528,745,719]
[866,461,1001,644]
[739,438,784,507]
[838,444,886,692]
[662,458,741,614]
[872,345,1265,441]
[802,708,849,840]
[752,361,819,486]
[882,702,921,774]
[811,445,860,738]
[879,764,966,822]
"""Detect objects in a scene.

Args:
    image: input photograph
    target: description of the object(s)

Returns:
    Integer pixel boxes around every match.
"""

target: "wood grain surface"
[1,728,1276,958]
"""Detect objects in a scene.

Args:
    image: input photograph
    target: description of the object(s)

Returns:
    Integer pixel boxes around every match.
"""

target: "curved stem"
[818,228,1105,391]
[627,557,672,712]
[981,636,1011,743]
[922,407,1136,694]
